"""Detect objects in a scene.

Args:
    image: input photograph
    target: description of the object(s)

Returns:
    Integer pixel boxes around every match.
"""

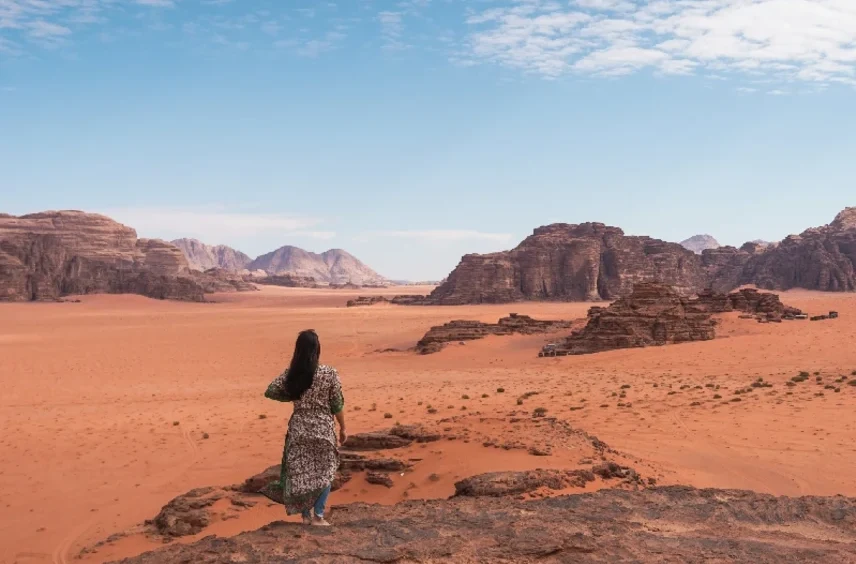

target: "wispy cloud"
[366,229,514,243]
[99,206,335,242]
[463,0,856,86]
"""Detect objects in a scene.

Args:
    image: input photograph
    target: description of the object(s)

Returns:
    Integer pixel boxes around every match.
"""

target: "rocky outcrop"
[426,223,708,304]
[170,238,252,272]
[193,268,257,293]
[680,234,720,254]
[0,211,207,302]
[252,274,319,288]
[738,207,856,292]
[695,288,803,318]
[346,296,390,307]
[417,313,575,354]
[415,208,856,305]
[115,486,856,563]
[542,283,715,356]
[248,246,387,286]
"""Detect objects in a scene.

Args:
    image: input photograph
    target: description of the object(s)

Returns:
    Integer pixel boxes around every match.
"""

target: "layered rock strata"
[417,313,575,354]
[0,211,206,302]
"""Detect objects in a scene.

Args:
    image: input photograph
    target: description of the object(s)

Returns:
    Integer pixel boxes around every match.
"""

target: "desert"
[7,3,856,559]
[3,278,856,562]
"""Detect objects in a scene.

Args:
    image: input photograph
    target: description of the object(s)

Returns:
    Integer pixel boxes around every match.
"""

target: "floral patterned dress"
[264,364,345,515]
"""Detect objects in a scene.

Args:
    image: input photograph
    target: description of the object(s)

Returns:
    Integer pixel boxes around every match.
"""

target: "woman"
[264,329,346,526]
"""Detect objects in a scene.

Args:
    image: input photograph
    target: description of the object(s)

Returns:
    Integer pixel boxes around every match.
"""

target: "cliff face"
[428,223,707,304]
[0,211,205,302]
[428,208,856,305]
[170,238,252,272]
[736,208,856,292]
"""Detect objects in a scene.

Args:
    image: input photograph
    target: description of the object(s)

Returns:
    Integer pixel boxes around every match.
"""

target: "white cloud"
[99,206,335,242]
[464,0,856,85]
[366,230,514,243]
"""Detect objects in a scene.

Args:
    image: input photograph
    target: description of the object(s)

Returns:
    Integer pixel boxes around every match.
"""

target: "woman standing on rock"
[264,329,347,526]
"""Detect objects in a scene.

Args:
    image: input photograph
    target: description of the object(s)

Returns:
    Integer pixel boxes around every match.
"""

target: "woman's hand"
[339,428,347,446]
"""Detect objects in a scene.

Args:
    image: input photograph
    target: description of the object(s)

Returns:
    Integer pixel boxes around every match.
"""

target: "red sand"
[2,285,856,563]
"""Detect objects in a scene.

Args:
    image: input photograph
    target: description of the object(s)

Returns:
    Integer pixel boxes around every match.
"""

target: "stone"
[0,211,207,302]
[341,432,412,451]
[388,424,442,443]
[416,313,575,354]
[365,471,394,488]
[147,487,223,538]
[453,469,595,497]
[115,486,856,564]
[542,283,716,356]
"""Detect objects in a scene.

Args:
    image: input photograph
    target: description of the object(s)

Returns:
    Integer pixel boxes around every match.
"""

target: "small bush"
[202,433,210,439]
[258,414,267,420]
[461,394,470,400]
[620,384,631,389]
[497,388,505,393]
[428,473,441,482]
[533,407,548,417]
[427,408,438,414]
[481,393,489,398]
[172,421,180,426]
[384,413,393,419]
[713,394,722,399]
[849,380,856,387]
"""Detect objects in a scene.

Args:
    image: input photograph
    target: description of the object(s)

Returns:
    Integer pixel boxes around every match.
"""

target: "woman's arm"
[264,372,291,402]
[335,411,347,445]
[329,368,346,444]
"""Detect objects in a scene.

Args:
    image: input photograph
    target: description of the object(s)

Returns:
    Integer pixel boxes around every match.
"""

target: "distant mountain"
[171,238,252,272]
[749,239,774,248]
[248,246,387,285]
[680,234,721,254]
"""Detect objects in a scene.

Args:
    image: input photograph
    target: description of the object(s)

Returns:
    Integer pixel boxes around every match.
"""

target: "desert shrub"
[497,388,505,393]
[533,407,548,417]
[384,413,393,419]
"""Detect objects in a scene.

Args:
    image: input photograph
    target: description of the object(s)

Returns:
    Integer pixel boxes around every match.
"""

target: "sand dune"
[1,286,855,563]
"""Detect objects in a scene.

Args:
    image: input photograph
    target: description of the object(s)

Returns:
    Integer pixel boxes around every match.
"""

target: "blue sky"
[2,0,855,280]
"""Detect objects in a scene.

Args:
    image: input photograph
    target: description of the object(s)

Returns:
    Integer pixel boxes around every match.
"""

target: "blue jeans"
[302,485,331,519]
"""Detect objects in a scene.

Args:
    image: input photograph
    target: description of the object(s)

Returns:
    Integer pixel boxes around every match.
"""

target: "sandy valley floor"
[2,286,856,563]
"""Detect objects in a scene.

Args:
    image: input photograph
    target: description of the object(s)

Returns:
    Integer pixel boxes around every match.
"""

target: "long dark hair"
[285,329,321,400]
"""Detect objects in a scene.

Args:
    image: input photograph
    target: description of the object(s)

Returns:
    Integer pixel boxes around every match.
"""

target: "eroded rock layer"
[425,208,856,304]
[542,283,716,356]
[115,486,856,563]
[0,211,206,302]
[416,313,575,354]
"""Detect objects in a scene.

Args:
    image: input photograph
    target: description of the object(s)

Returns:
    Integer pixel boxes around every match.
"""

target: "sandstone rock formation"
[427,223,708,304]
[420,208,855,305]
[0,211,206,302]
[170,238,252,272]
[542,283,716,356]
[346,295,390,307]
[115,486,856,563]
[738,207,856,292]
[695,287,803,319]
[193,268,257,293]
[417,313,575,354]
[251,274,318,288]
[680,234,720,254]
[248,246,387,286]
